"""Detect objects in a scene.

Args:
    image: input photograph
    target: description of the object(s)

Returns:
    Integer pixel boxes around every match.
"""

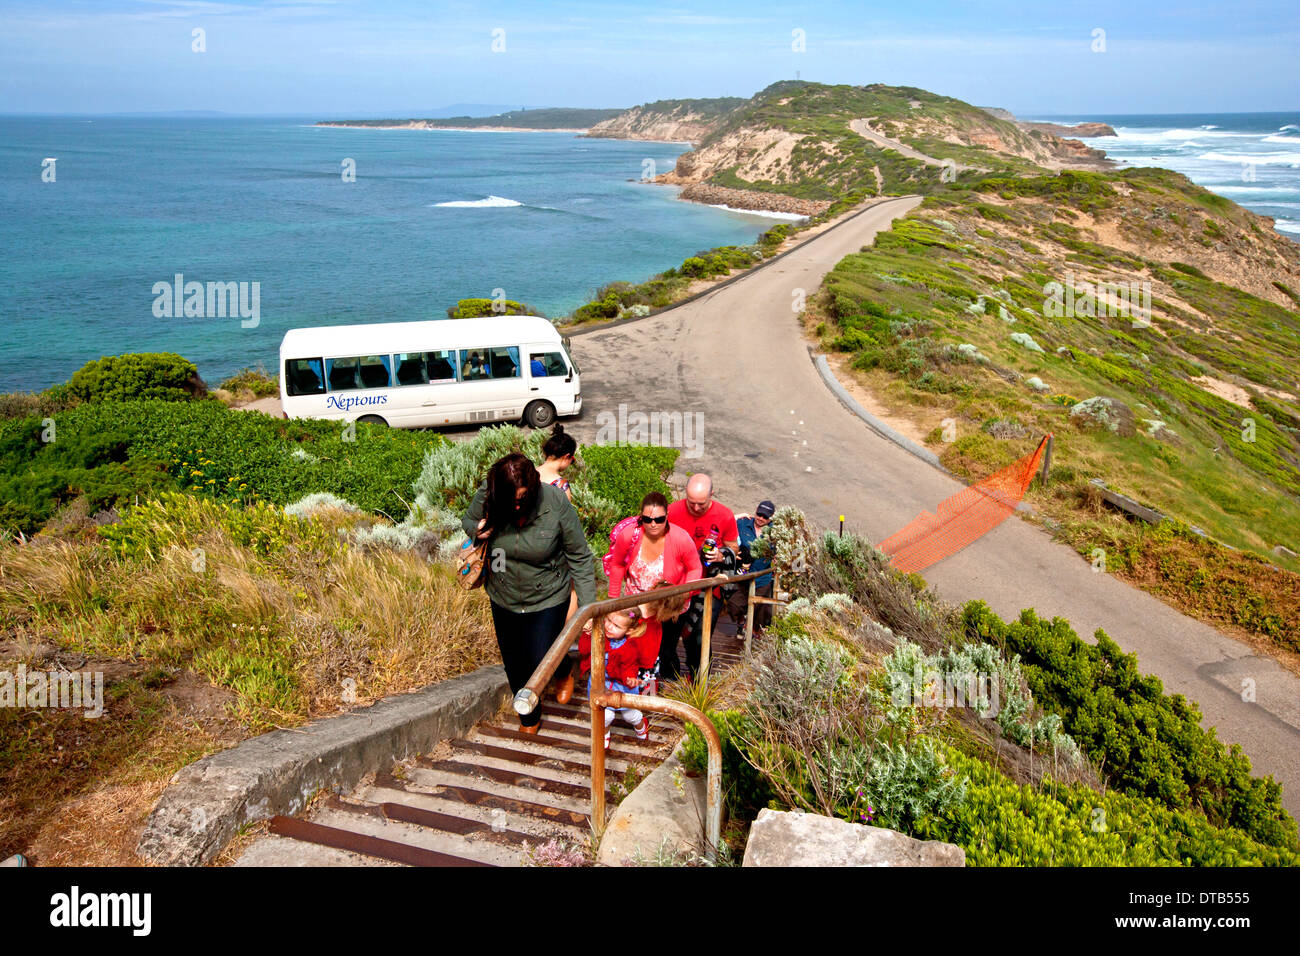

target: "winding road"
[565,195,1300,819]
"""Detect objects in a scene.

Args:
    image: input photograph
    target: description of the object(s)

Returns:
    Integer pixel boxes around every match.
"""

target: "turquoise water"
[0,117,785,392]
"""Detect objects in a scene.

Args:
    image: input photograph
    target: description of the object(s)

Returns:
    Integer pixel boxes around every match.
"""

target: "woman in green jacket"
[462,453,596,732]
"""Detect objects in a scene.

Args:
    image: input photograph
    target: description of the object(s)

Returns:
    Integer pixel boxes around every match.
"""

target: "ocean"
[1028,111,1300,237]
[0,117,794,393]
[8,112,1298,396]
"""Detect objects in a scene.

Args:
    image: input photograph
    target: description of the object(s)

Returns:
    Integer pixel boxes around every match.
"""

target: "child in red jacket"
[579,607,660,748]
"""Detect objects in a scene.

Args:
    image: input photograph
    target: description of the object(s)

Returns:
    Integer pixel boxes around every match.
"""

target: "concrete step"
[353,783,589,844]
[251,618,752,865]
[402,764,590,815]
[464,726,641,773]
[304,805,525,867]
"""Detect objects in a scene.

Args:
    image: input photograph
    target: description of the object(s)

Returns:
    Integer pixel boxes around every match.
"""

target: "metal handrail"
[511,568,777,857]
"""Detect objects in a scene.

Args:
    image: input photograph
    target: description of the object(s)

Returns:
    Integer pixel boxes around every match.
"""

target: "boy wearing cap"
[732,500,776,632]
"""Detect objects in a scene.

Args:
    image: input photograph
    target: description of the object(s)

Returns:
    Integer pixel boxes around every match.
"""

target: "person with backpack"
[661,474,739,682]
[730,499,777,634]
[462,453,596,733]
[603,491,702,693]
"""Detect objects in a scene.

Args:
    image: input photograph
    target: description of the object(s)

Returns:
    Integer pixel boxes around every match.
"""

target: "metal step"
[354,782,588,842]
[251,636,752,866]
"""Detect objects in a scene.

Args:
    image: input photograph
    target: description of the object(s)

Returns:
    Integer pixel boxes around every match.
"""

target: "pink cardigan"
[607,523,703,599]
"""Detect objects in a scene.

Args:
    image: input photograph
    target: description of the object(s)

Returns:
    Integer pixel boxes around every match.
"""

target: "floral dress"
[626,547,664,597]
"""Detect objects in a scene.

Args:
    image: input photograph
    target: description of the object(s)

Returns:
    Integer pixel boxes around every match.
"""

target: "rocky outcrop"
[597,744,707,866]
[1022,121,1117,138]
[677,183,830,217]
[743,808,966,867]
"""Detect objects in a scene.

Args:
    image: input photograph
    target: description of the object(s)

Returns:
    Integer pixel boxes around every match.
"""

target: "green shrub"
[882,638,1082,764]
[578,444,677,517]
[0,400,441,536]
[409,424,674,537]
[218,367,278,397]
[446,298,540,318]
[963,600,1297,848]
[680,709,775,818]
[99,491,345,562]
[680,256,710,278]
[858,737,968,831]
[916,746,1300,866]
[67,353,200,404]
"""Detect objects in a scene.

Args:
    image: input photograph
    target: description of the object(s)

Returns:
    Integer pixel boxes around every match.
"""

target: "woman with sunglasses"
[605,492,702,692]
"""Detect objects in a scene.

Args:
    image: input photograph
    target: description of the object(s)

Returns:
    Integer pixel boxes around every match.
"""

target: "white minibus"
[278,316,582,429]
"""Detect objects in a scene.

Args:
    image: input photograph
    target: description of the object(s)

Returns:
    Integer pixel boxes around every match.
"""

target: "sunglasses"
[638,514,667,525]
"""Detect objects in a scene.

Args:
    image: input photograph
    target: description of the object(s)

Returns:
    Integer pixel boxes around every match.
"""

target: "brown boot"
[520,721,541,735]
[553,672,575,705]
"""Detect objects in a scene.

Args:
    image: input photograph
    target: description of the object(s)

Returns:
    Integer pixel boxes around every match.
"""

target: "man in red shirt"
[661,473,740,682]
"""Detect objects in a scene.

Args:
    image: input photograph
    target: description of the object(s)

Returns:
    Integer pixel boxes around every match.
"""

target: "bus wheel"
[523,401,556,429]
[357,415,389,427]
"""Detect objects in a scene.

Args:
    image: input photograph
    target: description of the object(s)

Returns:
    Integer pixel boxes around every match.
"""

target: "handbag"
[457,537,489,590]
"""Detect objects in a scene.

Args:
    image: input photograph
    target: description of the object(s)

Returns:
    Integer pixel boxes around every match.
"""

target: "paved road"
[849,119,986,174]
[565,195,1300,819]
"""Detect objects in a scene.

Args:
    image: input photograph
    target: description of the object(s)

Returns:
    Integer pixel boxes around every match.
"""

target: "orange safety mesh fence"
[879,435,1050,573]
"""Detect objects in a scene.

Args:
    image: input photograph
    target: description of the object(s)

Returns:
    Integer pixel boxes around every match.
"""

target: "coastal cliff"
[585,97,744,144]
[640,82,1113,211]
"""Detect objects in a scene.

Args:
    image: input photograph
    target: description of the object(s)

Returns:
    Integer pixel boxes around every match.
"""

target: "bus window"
[395,351,458,385]
[529,351,568,377]
[394,353,428,386]
[326,357,359,391]
[460,347,519,381]
[285,358,325,396]
[326,355,390,390]
[358,355,392,389]
[426,350,458,382]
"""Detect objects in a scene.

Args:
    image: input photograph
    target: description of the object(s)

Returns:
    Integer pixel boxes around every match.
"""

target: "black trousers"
[658,590,725,682]
[724,580,773,630]
[490,599,572,727]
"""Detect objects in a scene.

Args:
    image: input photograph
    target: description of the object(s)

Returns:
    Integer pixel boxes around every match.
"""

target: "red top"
[606,522,702,599]
[667,499,739,552]
[579,624,662,685]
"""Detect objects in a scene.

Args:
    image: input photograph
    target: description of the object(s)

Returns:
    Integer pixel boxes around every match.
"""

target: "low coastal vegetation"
[446,297,541,319]
[680,511,1298,865]
[566,242,776,325]
[0,358,675,862]
[8,79,1297,868]
[808,165,1300,655]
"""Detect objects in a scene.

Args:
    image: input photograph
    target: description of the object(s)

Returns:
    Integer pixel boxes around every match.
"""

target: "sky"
[1,0,1296,117]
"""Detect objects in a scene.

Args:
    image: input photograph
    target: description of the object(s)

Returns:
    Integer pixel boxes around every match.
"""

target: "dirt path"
[849,118,987,174]
[563,195,1300,819]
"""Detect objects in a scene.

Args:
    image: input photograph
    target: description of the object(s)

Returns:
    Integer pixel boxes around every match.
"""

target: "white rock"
[743,809,966,867]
